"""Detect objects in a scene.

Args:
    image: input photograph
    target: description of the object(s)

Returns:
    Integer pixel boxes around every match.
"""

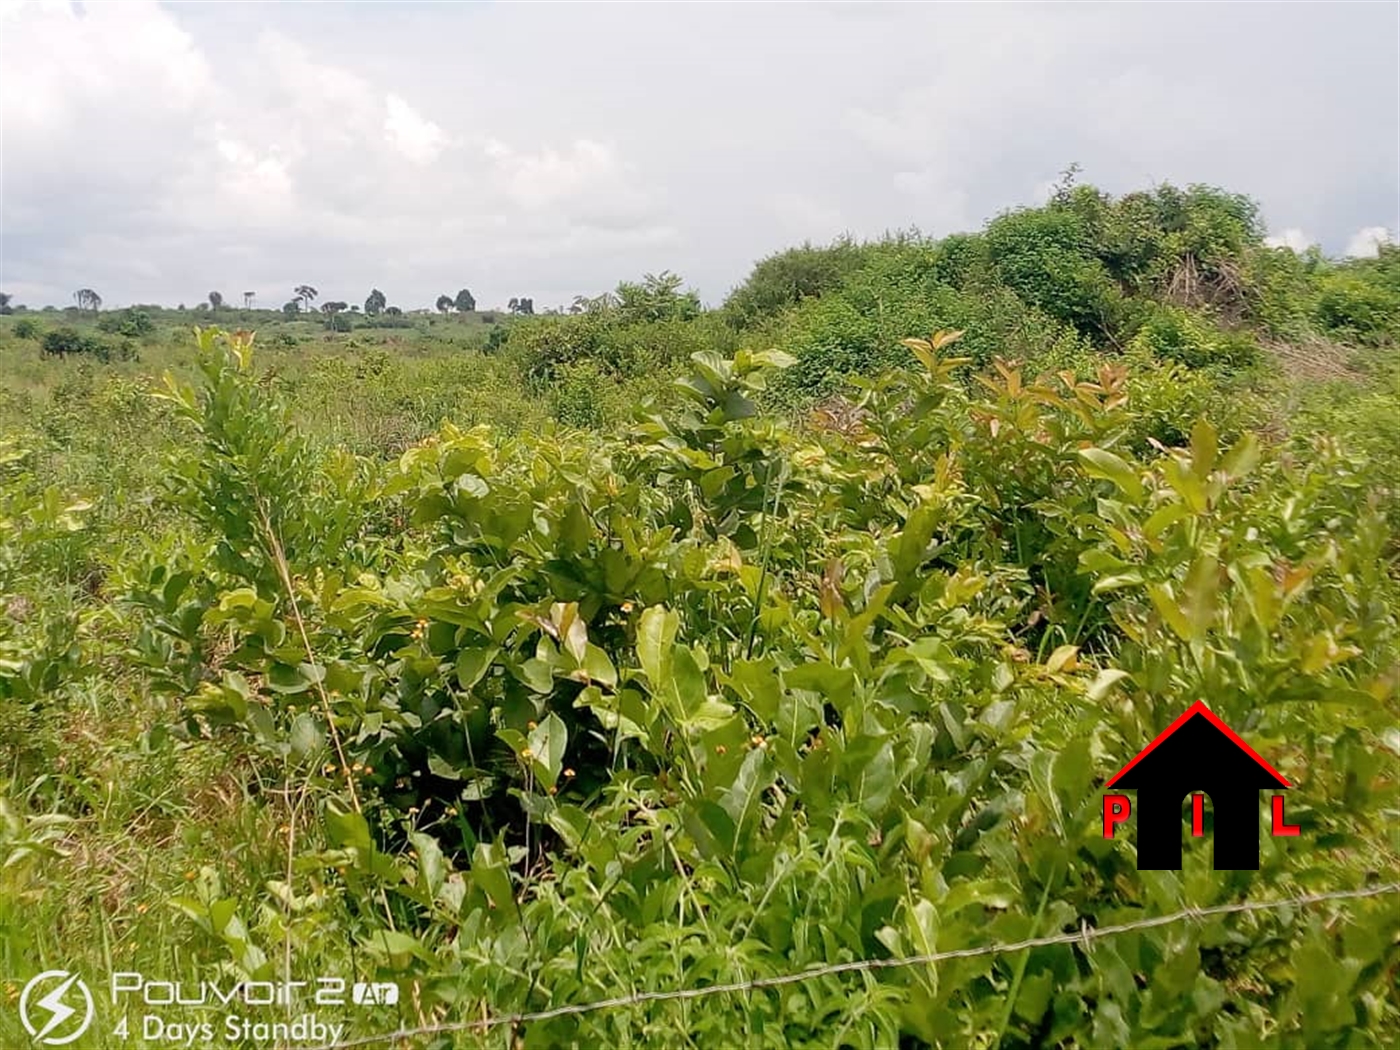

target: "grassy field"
[2,182,1398,1049]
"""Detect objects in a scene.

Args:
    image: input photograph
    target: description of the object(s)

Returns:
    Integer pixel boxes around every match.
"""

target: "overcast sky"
[2,0,1396,312]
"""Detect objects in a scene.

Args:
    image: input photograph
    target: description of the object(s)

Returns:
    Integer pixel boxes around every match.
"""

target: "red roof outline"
[1105,700,1291,789]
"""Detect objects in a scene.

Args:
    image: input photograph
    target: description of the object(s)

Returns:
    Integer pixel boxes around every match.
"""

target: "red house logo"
[1103,701,1299,870]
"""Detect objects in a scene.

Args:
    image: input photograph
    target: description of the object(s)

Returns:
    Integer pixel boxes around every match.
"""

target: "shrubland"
[1,180,1398,1049]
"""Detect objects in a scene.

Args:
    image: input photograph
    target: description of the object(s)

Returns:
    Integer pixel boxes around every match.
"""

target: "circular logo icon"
[19,971,94,1046]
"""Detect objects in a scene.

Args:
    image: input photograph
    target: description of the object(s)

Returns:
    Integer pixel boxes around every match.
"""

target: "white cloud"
[769,193,845,238]
[1344,226,1393,258]
[384,94,447,165]
[482,138,623,209]
[1,2,1396,309]
[212,137,295,217]
[1265,228,1313,253]
[0,0,209,133]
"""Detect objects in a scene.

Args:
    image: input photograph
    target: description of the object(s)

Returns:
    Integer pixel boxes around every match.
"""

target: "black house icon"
[1106,701,1291,870]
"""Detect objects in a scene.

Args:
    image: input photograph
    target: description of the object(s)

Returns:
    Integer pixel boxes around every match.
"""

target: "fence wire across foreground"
[308,882,1400,1050]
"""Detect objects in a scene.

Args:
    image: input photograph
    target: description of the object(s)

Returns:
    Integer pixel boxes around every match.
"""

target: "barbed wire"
[306,880,1400,1050]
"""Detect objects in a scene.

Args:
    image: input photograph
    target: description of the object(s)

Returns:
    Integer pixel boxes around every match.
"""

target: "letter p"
[1103,794,1131,838]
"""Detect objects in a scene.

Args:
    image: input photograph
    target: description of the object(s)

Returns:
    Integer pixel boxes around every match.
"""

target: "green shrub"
[722,238,870,328]
[504,310,733,388]
[12,318,40,340]
[365,314,414,330]
[928,232,989,288]
[1314,272,1400,345]
[1119,353,1248,452]
[767,270,1077,404]
[1127,304,1259,371]
[1293,352,1400,530]
[39,327,133,362]
[550,360,617,428]
[96,307,155,339]
[1241,245,1317,338]
[984,206,1126,338]
[615,271,702,324]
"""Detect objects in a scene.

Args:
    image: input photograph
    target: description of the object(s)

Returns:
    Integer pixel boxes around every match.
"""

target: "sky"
[1,0,1397,312]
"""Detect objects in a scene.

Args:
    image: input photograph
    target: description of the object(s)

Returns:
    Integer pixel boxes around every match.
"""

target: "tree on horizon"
[294,284,318,310]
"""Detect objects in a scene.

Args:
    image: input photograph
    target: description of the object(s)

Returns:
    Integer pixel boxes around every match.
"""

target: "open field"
[2,182,1398,1049]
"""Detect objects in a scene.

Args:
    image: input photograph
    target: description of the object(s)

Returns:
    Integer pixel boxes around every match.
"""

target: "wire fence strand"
[307,881,1400,1050]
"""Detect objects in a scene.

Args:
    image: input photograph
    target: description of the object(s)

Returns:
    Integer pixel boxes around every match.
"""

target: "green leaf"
[266,662,324,695]
[361,929,432,970]
[1219,432,1260,480]
[1046,644,1079,674]
[513,658,553,694]
[526,712,568,790]
[1147,582,1193,642]
[747,348,797,370]
[670,646,734,731]
[576,644,617,688]
[1086,668,1131,702]
[456,646,499,690]
[637,605,678,687]
[1163,455,1207,513]
[718,747,770,834]
[1015,970,1055,1024]
[1092,572,1143,594]
[1079,448,1143,501]
[325,804,373,852]
[545,805,593,852]
[1183,552,1220,640]
[471,841,518,920]
[407,831,447,900]
[1190,420,1218,479]
[427,754,463,780]
[725,659,782,722]
[1143,503,1191,541]
[556,602,588,663]
[289,713,324,759]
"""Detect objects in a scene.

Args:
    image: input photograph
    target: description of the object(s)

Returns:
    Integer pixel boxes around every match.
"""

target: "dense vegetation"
[1,181,1398,1049]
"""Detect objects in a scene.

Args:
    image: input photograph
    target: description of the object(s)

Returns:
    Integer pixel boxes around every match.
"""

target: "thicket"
[39,325,137,362]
